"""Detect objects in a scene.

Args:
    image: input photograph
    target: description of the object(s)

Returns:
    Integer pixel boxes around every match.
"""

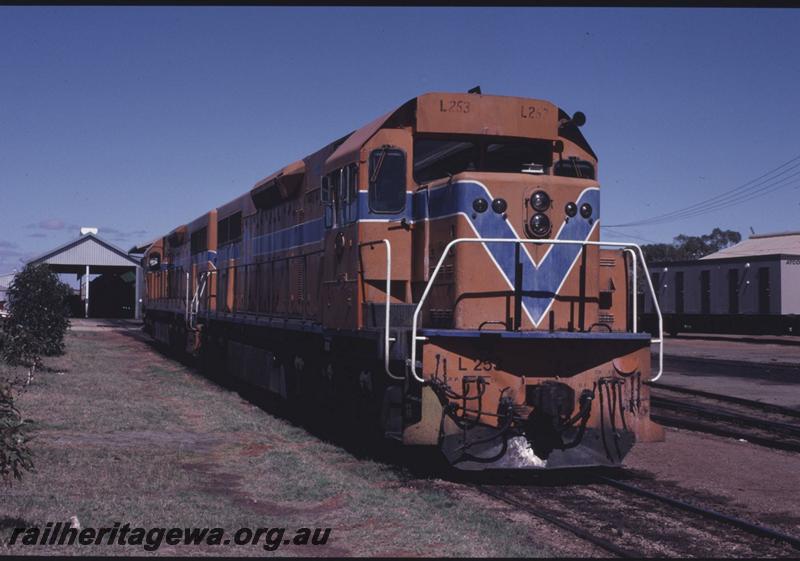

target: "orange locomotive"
[141,91,665,470]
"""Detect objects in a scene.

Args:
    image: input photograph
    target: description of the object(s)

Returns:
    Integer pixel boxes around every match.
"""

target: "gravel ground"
[623,427,800,537]
[650,336,800,408]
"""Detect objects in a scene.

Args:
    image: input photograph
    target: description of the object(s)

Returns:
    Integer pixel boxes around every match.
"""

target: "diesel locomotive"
[140,91,665,470]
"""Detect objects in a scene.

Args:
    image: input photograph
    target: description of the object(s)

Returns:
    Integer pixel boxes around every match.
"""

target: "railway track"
[476,471,800,557]
[477,483,640,557]
[648,382,800,453]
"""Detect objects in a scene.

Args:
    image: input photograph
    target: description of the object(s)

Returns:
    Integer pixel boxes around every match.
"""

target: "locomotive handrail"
[189,271,211,328]
[358,239,404,381]
[623,248,638,333]
[409,237,664,384]
[184,271,190,324]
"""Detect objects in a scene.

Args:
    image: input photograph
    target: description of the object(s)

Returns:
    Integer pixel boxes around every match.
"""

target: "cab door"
[357,146,413,332]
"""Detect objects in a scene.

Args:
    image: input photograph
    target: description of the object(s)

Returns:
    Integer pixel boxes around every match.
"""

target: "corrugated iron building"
[642,231,800,334]
[27,232,143,319]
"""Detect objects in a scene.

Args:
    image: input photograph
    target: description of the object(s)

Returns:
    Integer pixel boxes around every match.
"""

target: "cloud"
[30,219,66,230]
[25,219,82,231]
[0,248,23,258]
[22,220,149,241]
[0,240,18,249]
[100,226,150,241]
[0,248,25,272]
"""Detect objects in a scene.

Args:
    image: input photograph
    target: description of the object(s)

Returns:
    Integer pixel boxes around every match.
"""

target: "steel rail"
[650,413,800,454]
[651,396,800,438]
[648,382,800,419]
[595,476,800,550]
[476,484,642,558]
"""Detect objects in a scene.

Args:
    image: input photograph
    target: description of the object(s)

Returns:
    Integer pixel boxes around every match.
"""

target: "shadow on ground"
[111,321,628,490]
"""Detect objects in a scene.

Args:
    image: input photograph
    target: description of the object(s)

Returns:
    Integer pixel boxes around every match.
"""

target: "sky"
[1,6,799,272]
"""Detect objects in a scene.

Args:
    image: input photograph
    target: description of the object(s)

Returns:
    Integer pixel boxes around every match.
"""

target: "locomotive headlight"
[580,202,593,219]
[530,190,551,212]
[565,202,577,217]
[529,213,551,237]
[473,198,488,213]
[491,198,507,214]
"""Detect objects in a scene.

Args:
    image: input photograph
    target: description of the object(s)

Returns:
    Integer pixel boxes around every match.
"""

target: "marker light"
[492,198,508,214]
[473,198,488,213]
[580,203,593,219]
[565,202,577,217]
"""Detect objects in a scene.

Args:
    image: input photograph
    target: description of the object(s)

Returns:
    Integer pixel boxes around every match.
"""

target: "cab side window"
[369,148,406,214]
[323,164,360,227]
[322,172,341,228]
[190,227,208,255]
[343,163,358,224]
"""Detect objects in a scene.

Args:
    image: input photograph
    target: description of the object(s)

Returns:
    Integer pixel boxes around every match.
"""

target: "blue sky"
[1,7,799,271]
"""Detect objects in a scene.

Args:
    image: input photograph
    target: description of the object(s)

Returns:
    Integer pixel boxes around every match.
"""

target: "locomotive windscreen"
[413,137,553,183]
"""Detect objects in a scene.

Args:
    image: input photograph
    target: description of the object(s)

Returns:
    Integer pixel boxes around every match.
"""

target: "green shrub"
[0,382,33,483]
[1,263,72,368]
[0,263,70,483]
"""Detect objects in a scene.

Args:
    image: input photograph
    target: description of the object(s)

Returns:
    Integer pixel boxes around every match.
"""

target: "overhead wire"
[607,154,800,228]
[601,227,661,244]
[630,169,800,227]
[618,154,800,225]
[608,157,800,227]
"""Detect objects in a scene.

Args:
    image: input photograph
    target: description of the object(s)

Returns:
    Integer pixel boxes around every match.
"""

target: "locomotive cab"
[349,93,664,469]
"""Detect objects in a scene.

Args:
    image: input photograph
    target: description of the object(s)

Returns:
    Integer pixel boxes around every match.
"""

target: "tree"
[642,228,741,263]
[0,382,33,483]
[0,263,71,484]
[1,263,72,379]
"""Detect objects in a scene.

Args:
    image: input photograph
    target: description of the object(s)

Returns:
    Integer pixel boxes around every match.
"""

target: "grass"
[0,322,558,557]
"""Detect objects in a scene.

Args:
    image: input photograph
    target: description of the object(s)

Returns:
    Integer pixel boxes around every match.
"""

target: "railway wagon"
[141,91,664,469]
[641,249,800,336]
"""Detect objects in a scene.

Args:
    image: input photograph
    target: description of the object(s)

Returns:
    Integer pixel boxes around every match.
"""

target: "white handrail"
[184,271,190,323]
[623,248,638,333]
[409,238,664,383]
[359,239,403,381]
[189,272,208,327]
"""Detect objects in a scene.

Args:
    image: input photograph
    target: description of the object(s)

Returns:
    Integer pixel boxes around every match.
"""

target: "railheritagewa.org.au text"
[7,522,331,551]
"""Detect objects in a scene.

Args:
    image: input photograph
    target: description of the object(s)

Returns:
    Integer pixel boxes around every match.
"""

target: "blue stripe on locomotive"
[251,181,599,326]
[191,250,217,267]
[252,219,324,256]
[217,243,239,263]
[413,182,600,325]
